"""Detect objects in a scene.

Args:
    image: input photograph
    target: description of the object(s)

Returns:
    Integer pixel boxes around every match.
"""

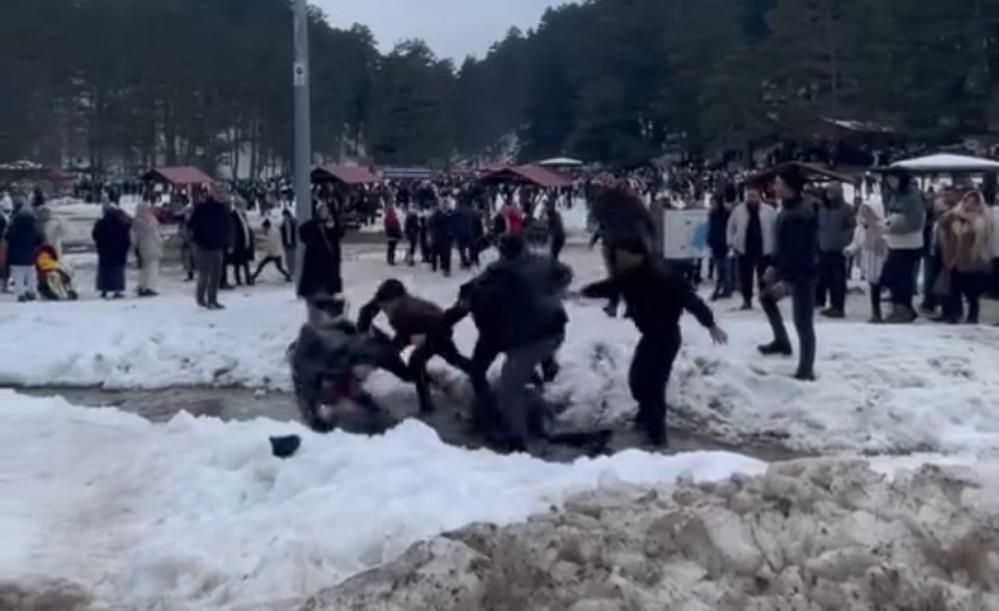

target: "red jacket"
[384,207,402,239]
[505,208,524,235]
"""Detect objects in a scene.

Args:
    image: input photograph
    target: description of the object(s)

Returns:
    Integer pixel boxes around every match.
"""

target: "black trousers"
[387,240,398,265]
[432,243,452,275]
[222,261,252,287]
[948,270,988,323]
[883,248,922,310]
[816,251,847,312]
[738,254,769,306]
[921,251,941,309]
[406,236,418,265]
[408,331,473,413]
[550,237,565,262]
[252,256,291,281]
[868,283,883,321]
[762,278,817,377]
[629,331,680,442]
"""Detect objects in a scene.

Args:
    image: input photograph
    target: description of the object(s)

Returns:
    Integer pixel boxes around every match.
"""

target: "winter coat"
[428,209,454,246]
[845,207,888,285]
[817,201,856,253]
[6,209,40,266]
[451,206,478,245]
[452,253,573,350]
[773,196,819,284]
[384,207,403,241]
[726,202,778,257]
[357,294,447,342]
[35,206,66,259]
[298,218,343,299]
[262,225,284,259]
[938,207,994,274]
[582,259,714,339]
[504,206,524,235]
[884,190,926,250]
[707,208,730,257]
[229,210,255,264]
[280,215,298,250]
[133,202,163,260]
[92,210,132,267]
[404,211,420,240]
[189,198,233,251]
[547,208,566,246]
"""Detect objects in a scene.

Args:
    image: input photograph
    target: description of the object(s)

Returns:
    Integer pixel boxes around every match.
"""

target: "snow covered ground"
[1,241,998,456]
[2,197,998,609]
[0,391,764,611]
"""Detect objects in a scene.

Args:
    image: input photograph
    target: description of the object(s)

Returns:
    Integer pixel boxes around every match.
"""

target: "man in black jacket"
[189,188,233,309]
[428,201,454,276]
[546,198,566,261]
[758,167,820,381]
[441,234,573,451]
[357,279,473,414]
[582,237,727,446]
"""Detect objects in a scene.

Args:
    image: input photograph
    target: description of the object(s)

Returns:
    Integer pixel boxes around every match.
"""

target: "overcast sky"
[316,0,570,61]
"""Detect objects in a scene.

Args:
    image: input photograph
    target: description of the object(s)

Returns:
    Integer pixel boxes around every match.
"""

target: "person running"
[252,218,292,282]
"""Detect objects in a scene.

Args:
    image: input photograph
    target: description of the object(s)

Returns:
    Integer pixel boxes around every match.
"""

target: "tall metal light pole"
[292,0,313,226]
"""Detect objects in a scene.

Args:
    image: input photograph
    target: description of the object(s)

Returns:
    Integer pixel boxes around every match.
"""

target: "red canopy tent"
[479,164,572,189]
[311,164,379,186]
[141,166,214,187]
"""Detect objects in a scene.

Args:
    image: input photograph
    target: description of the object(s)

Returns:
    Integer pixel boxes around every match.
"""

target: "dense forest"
[2,0,999,175]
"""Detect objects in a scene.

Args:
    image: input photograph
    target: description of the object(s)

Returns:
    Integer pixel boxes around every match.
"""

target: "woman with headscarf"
[133,198,163,297]
[92,205,132,299]
[935,191,994,324]
[298,201,344,322]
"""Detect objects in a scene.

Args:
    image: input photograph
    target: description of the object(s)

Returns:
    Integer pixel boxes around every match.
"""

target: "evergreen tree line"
[2,0,999,174]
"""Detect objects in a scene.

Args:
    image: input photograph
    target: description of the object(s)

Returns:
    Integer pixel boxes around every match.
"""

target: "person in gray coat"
[815,184,856,318]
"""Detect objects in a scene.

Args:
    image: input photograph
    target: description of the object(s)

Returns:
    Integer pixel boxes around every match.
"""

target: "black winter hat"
[776,165,807,195]
[375,279,407,302]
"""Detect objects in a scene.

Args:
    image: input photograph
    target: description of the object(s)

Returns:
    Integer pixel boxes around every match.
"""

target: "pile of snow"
[0,391,764,611]
[304,459,999,611]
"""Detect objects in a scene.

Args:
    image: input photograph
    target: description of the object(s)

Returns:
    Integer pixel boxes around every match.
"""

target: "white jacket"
[727,202,778,256]
[262,226,284,258]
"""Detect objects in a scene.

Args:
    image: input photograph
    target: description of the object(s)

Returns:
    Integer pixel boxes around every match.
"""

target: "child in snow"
[252,219,292,283]
[845,202,888,323]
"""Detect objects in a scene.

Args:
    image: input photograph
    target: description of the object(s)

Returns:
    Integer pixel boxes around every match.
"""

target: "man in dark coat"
[357,279,473,414]
[223,202,255,288]
[582,237,727,446]
[280,209,298,276]
[452,202,477,269]
[440,234,573,451]
[189,190,233,309]
[546,198,566,261]
[758,166,820,381]
[428,202,454,277]
[298,201,344,319]
[403,206,420,266]
[6,204,41,301]
[707,196,732,300]
[92,206,132,299]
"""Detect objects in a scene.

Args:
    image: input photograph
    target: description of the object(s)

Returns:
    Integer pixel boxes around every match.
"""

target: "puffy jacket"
[817,202,856,253]
[884,190,926,250]
[727,202,778,256]
[357,294,446,342]
[774,196,819,283]
[189,199,233,251]
[451,253,572,350]
[6,209,40,266]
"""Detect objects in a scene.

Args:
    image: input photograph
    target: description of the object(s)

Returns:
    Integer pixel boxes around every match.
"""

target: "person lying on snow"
[288,293,413,434]
[356,279,474,415]
[582,236,727,446]
[35,245,78,301]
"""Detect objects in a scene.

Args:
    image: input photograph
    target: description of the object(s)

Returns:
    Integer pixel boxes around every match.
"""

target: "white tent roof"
[537,157,584,167]
[891,153,999,173]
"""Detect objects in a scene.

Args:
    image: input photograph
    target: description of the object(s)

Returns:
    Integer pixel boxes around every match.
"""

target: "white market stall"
[889,153,999,174]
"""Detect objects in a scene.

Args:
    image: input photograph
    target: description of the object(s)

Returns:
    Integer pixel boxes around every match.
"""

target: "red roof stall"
[311,165,379,186]
[479,164,572,189]
[141,166,215,187]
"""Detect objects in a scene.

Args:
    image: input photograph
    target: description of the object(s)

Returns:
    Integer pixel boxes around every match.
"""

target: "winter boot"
[885,305,917,324]
[758,341,793,357]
